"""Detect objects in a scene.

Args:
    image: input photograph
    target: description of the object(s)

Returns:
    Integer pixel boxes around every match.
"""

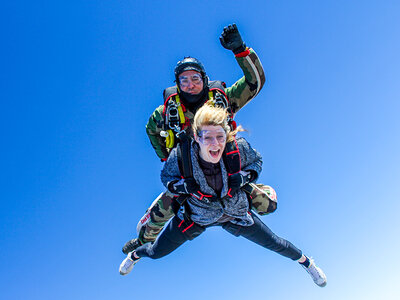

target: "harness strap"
[174,95,186,125]
[208,91,214,101]
[223,138,241,175]
[176,131,193,178]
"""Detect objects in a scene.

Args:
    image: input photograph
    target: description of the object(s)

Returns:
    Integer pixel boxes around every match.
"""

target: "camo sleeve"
[146,105,169,160]
[225,48,266,113]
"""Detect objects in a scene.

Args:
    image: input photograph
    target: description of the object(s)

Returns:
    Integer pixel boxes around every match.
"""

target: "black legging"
[135,212,302,261]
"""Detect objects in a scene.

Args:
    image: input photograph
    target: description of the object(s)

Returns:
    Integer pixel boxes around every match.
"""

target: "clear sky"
[2,1,400,299]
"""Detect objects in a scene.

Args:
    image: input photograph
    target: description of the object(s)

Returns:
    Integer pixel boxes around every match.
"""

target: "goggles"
[178,73,203,87]
[197,129,227,145]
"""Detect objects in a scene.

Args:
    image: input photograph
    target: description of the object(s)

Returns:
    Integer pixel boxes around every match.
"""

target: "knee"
[222,222,242,236]
[251,184,278,215]
[267,201,277,213]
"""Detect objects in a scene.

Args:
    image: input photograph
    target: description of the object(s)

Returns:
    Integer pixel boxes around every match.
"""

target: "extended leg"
[138,190,176,243]
[222,212,302,260]
[135,215,205,259]
[119,215,205,275]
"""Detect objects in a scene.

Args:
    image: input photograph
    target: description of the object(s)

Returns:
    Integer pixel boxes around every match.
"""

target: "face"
[178,70,204,95]
[195,125,227,163]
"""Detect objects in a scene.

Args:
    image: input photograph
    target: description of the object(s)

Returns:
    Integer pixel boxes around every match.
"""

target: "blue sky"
[2,1,400,299]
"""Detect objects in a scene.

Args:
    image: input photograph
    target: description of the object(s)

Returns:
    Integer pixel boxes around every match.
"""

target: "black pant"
[135,212,302,261]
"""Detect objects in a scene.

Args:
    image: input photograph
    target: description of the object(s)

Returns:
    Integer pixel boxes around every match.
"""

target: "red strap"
[209,87,228,99]
[235,48,250,57]
[162,92,178,114]
[225,150,239,155]
[228,172,240,176]
[191,191,214,201]
[182,222,194,233]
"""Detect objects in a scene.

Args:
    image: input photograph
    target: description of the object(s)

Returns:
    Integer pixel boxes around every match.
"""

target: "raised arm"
[220,24,266,113]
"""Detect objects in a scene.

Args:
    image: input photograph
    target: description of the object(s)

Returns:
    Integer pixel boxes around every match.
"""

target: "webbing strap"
[176,132,193,178]
[174,95,186,124]
[223,138,241,175]
[208,91,214,101]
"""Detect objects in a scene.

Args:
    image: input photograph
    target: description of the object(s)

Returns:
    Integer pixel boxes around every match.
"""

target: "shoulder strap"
[162,86,187,149]
[222,138,241,175]
[163,86,178,104]
[207,81,236,130]
[208,80,227,90]
[176,132,193,178]
[208,81,229,104]
[173,133,193,215]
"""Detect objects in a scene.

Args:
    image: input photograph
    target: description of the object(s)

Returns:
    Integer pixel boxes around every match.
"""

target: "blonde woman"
[119,104,327,287]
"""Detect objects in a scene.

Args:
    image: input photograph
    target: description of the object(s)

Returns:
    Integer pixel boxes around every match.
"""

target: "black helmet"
[174,57,207,84]
[174,57,209,109]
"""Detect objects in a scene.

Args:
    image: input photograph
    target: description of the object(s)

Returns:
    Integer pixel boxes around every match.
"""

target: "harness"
[171,134,242,214]
[161,81,236,150]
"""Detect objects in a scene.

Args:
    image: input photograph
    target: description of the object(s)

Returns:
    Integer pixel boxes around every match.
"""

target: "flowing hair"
[192,102,243,142]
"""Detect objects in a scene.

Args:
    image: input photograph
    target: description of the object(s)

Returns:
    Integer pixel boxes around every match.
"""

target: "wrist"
[234,47,250,57]
[242,173,252,185]
[233,43,247,55]
[168,180,179,193]
[242,170,257,183]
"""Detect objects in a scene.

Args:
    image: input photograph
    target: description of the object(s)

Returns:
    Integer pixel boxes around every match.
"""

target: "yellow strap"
[166,129,175,148]
[208,91,214,102]
[174,95,186,124]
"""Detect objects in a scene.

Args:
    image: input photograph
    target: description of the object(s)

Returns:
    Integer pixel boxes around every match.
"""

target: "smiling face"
[195,125,227,163]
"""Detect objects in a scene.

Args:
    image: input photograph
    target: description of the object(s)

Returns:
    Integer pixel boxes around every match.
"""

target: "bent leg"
[222,213,302,261]
[137,190,176,243]
[247,183,277,215]
[135,216,205,259]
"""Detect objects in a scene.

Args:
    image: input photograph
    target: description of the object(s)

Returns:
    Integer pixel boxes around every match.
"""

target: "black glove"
[228,171,254,194]
[219,23,247,54]
[169,178,200,195]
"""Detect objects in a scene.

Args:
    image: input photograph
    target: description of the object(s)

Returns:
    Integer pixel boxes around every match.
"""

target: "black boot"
[122,238,142,254]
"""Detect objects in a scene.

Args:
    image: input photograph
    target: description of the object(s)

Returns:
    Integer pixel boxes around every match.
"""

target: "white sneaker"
[119,252,140,275]
[302,258,327,287]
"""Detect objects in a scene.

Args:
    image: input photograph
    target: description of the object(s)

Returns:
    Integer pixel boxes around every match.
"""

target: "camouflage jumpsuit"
[138,48,277,244]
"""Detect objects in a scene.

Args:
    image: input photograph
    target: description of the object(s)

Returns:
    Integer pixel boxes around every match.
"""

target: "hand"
[169,178,200,195]
[219,23,246,54]
[228,171,253,193]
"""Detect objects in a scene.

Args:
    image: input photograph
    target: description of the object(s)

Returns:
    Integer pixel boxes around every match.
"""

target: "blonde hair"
[192,102,243,142]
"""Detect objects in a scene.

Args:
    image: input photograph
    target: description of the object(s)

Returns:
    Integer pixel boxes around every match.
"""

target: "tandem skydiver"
[120,104,327,287]
[122,23,276,256]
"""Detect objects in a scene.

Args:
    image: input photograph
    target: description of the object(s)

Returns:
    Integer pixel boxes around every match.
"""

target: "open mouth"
[209,149,220,158]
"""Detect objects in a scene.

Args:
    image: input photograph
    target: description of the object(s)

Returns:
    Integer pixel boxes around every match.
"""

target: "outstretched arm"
[220,24,266,113]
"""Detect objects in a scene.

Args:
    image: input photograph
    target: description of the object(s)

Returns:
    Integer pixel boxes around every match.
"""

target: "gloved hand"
[228,170,254,194]
[168,178,200,195]
[219,23,247,54]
